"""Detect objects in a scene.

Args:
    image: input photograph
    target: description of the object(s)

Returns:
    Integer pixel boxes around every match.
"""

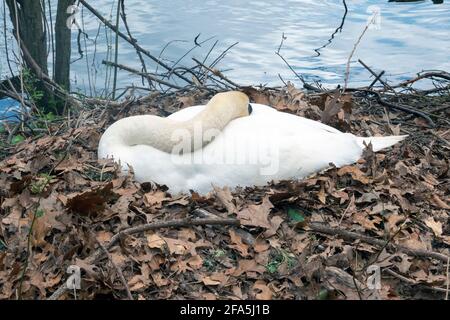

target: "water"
[1,0,449,98]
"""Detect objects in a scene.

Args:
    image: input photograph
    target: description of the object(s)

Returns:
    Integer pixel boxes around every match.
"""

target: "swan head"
[206,91,251,121]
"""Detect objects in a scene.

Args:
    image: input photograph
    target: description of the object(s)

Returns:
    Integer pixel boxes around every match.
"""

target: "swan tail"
[356,135,408,152]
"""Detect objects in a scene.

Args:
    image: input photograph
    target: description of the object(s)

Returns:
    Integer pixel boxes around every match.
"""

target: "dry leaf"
[337,166,369,184]
[423,217,443,237]
[237,197,273,228]
[252,280,273,300]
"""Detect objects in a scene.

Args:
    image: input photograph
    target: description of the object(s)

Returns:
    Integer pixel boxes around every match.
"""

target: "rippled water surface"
[1,0,450,94]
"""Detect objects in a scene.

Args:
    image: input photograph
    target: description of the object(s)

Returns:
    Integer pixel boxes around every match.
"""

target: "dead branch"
[419,84,450,95]
[352,88,435,127]
[47,283,68,300]
[208,41,239,71]
[102,60,184,90]
[325,266,364,289]
[118,0,152,89]
[309,222,449,263]
[78,0,193,86]
[275,46,320,92]
[96,238,133,300]
[343,14,376,91]
[18,38,81,109]
[314,0,348,56]
[383,268,448,294]
[358,59,392,91]
[106,217,240,251]
[396,71,450,88]
[47,217,239,300]
[192,58,240,88]
[368,70,385,90]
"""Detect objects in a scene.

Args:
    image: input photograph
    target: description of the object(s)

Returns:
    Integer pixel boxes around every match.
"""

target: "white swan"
[98,91,406,194]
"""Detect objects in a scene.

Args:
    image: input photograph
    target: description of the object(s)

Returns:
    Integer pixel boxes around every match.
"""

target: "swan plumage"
[98,92,406,194]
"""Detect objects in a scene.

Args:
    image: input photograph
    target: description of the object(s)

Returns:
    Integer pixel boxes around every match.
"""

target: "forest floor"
[0,85,449,300]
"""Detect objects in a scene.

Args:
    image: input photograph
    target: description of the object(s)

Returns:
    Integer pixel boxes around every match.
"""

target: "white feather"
[98,103,406,194]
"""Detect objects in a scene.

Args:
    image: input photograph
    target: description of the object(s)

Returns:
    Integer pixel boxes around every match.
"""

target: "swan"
[98,91,407,194]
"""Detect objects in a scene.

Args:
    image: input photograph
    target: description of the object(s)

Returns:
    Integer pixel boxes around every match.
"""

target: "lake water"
[1,0,450,99]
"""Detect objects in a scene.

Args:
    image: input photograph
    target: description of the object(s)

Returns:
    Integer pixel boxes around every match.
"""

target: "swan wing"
[125,104,361,193]
[113,103,403,194]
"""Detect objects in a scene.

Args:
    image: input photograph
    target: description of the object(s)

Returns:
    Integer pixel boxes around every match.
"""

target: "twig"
[97,219,449,265]
[358,59,392,91]
[419,84,450,95]
[314,0,348,56]
[431,131,450,148]
[368,70,385,90]
[343,14,376,91]
[119,0,152,89]
[111,0,122,99]
[275,33,320,91]
[352,88,435,127]
[17,206,39,299]
[338,195,354,226]
[17,38,81,108]
[275,50,319,92]
[352,276,363,300]
[192,58,240,88]
[209,41,239,70]
[308,222,449,263]
[396,71,450,88]
[384,268,449,294]
[47,217,239,300]
[96,238,133,300]
[47,283,68,300]
[78,0,193,85]
[102,60,184,90]
[365,220,408,272]
[165,36,215,82]
[106,217,240,251]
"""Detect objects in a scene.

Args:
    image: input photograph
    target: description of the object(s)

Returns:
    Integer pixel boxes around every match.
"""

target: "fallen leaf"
[144,190,170,208]
[424,217,443,237]
[237,197,273,228]
[202,272,229,286]
[147,233,166,250]
[66,182,114,216]
[252,280,273,300]
[228,229,249,257]
[337,166,369,184]
[232,259,265,277]
[431,194,450,209]
[213,185,236,213]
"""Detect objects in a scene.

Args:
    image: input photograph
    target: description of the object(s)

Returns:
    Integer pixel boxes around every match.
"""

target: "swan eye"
[248,104,253,115]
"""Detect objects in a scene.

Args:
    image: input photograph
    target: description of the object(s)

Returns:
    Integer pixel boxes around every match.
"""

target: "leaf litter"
[0,86,449,300]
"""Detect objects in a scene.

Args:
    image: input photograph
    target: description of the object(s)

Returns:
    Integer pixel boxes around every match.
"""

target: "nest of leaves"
[0,85,449,300]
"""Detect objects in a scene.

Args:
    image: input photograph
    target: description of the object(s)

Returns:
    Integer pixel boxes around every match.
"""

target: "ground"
[0,86,449,300]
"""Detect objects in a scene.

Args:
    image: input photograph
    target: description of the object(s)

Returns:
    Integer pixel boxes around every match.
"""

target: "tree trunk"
[6,0,48,75]
[6,0,76,114]
[55,0,75,91]
[6,0,49,109]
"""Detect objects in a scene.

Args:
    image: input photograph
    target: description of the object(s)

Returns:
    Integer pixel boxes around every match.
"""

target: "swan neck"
[100,106,234,155]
